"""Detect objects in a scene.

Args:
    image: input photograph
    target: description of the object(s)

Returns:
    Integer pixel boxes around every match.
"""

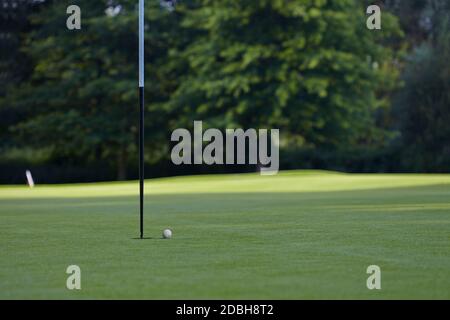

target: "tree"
[1,0,407,182]
[167,0,402,149]
[0,0,43,152]
[393,1,450,171]
[2,0,183,180]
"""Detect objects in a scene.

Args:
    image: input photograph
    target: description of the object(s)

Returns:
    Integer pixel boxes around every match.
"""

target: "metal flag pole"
[139,0,145,239]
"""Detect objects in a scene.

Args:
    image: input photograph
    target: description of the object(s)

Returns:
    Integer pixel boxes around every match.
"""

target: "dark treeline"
[0,0,449,184]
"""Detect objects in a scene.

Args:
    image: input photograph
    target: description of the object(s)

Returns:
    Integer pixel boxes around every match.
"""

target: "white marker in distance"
[26,170,35,188]
[162,229,172,239]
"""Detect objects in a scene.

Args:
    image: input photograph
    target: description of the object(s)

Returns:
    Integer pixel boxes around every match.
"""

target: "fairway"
[1,170,449,299]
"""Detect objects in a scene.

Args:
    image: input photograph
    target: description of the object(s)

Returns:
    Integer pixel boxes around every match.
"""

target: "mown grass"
[0,170,449,299]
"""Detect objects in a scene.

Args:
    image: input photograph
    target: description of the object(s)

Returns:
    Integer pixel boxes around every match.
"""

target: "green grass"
[1,170,449,299]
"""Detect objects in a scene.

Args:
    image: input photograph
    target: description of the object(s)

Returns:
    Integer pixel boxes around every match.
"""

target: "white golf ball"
[163,229,172,239]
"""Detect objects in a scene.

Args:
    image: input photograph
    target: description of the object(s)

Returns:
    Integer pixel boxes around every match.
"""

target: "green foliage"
[394,11,450,172]
[0,0,38,152]
[2,0,183,179]
[0,1,414,181]
[169,0,402,148]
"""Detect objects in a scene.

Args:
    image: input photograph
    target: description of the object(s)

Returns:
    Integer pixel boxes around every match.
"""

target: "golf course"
[1,170,449,299]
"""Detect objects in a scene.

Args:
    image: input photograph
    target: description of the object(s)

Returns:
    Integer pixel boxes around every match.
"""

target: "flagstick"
[139,0,145,239]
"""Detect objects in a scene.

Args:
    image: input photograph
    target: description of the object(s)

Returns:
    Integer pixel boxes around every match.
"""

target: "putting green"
[0,170,449,299]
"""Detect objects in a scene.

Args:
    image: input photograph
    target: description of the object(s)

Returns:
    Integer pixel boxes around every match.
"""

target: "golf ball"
[163,229,172,239]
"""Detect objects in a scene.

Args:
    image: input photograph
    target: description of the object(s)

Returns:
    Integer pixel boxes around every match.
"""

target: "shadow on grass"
[1,184,449,217]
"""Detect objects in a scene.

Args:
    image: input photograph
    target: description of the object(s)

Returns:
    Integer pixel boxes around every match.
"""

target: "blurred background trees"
[171,0,401,146]
[0,0,41,178]
[391,0,450,172]
[0,0,448,183]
